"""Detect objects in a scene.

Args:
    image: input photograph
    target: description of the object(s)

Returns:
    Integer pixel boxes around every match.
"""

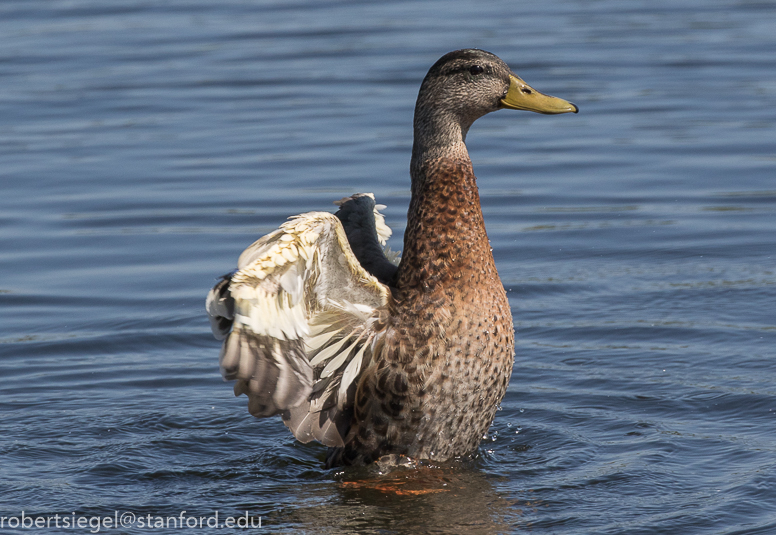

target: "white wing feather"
[207,205,393,447]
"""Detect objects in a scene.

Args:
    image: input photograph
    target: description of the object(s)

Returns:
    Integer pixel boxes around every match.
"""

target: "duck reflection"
[272,458,539,534]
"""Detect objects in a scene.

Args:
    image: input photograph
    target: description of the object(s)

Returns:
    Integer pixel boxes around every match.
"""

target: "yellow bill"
[500,74,578,114]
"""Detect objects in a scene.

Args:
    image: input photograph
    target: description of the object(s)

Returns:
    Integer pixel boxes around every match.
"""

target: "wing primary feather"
[320,338,360,378]
[219,331,243,379]
[309,335,353,367]
[338,338,370,408]
[304,327,344,353]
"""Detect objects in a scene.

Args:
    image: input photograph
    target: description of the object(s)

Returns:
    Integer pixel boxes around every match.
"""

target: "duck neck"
[395,143,494,296]
[410,105,474,175]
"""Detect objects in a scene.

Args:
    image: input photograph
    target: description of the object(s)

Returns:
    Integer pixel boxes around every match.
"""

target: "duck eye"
[469,65,484,76]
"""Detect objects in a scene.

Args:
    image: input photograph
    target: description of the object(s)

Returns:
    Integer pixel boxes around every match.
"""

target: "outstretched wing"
[206,201,394,447]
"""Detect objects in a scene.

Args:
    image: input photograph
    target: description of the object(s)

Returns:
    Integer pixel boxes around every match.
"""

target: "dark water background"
[1,0,775,533]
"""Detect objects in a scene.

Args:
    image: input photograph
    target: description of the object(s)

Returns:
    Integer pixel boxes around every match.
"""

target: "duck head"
[412,49,577,162]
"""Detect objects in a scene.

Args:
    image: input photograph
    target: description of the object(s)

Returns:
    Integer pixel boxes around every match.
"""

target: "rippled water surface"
[2,1,775,533]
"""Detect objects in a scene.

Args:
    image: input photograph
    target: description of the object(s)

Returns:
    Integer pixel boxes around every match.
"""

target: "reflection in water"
[273,461,534,534]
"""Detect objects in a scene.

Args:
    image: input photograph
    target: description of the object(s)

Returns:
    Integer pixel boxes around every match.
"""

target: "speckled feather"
[328,157,514,466]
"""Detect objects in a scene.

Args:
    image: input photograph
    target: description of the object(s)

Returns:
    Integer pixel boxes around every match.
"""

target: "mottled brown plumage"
[330,157,514,466]
[206,49,577,467]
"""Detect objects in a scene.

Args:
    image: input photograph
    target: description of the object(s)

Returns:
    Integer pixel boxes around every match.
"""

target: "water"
[1,0,775,533]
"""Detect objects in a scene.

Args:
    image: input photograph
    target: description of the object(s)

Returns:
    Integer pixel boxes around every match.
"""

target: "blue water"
[1,1,775,533]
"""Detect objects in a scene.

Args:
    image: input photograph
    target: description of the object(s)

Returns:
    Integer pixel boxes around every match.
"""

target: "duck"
[206,49,577,467]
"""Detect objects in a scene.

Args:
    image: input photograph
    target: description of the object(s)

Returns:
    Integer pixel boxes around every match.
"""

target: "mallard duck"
[206,49,577,467]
